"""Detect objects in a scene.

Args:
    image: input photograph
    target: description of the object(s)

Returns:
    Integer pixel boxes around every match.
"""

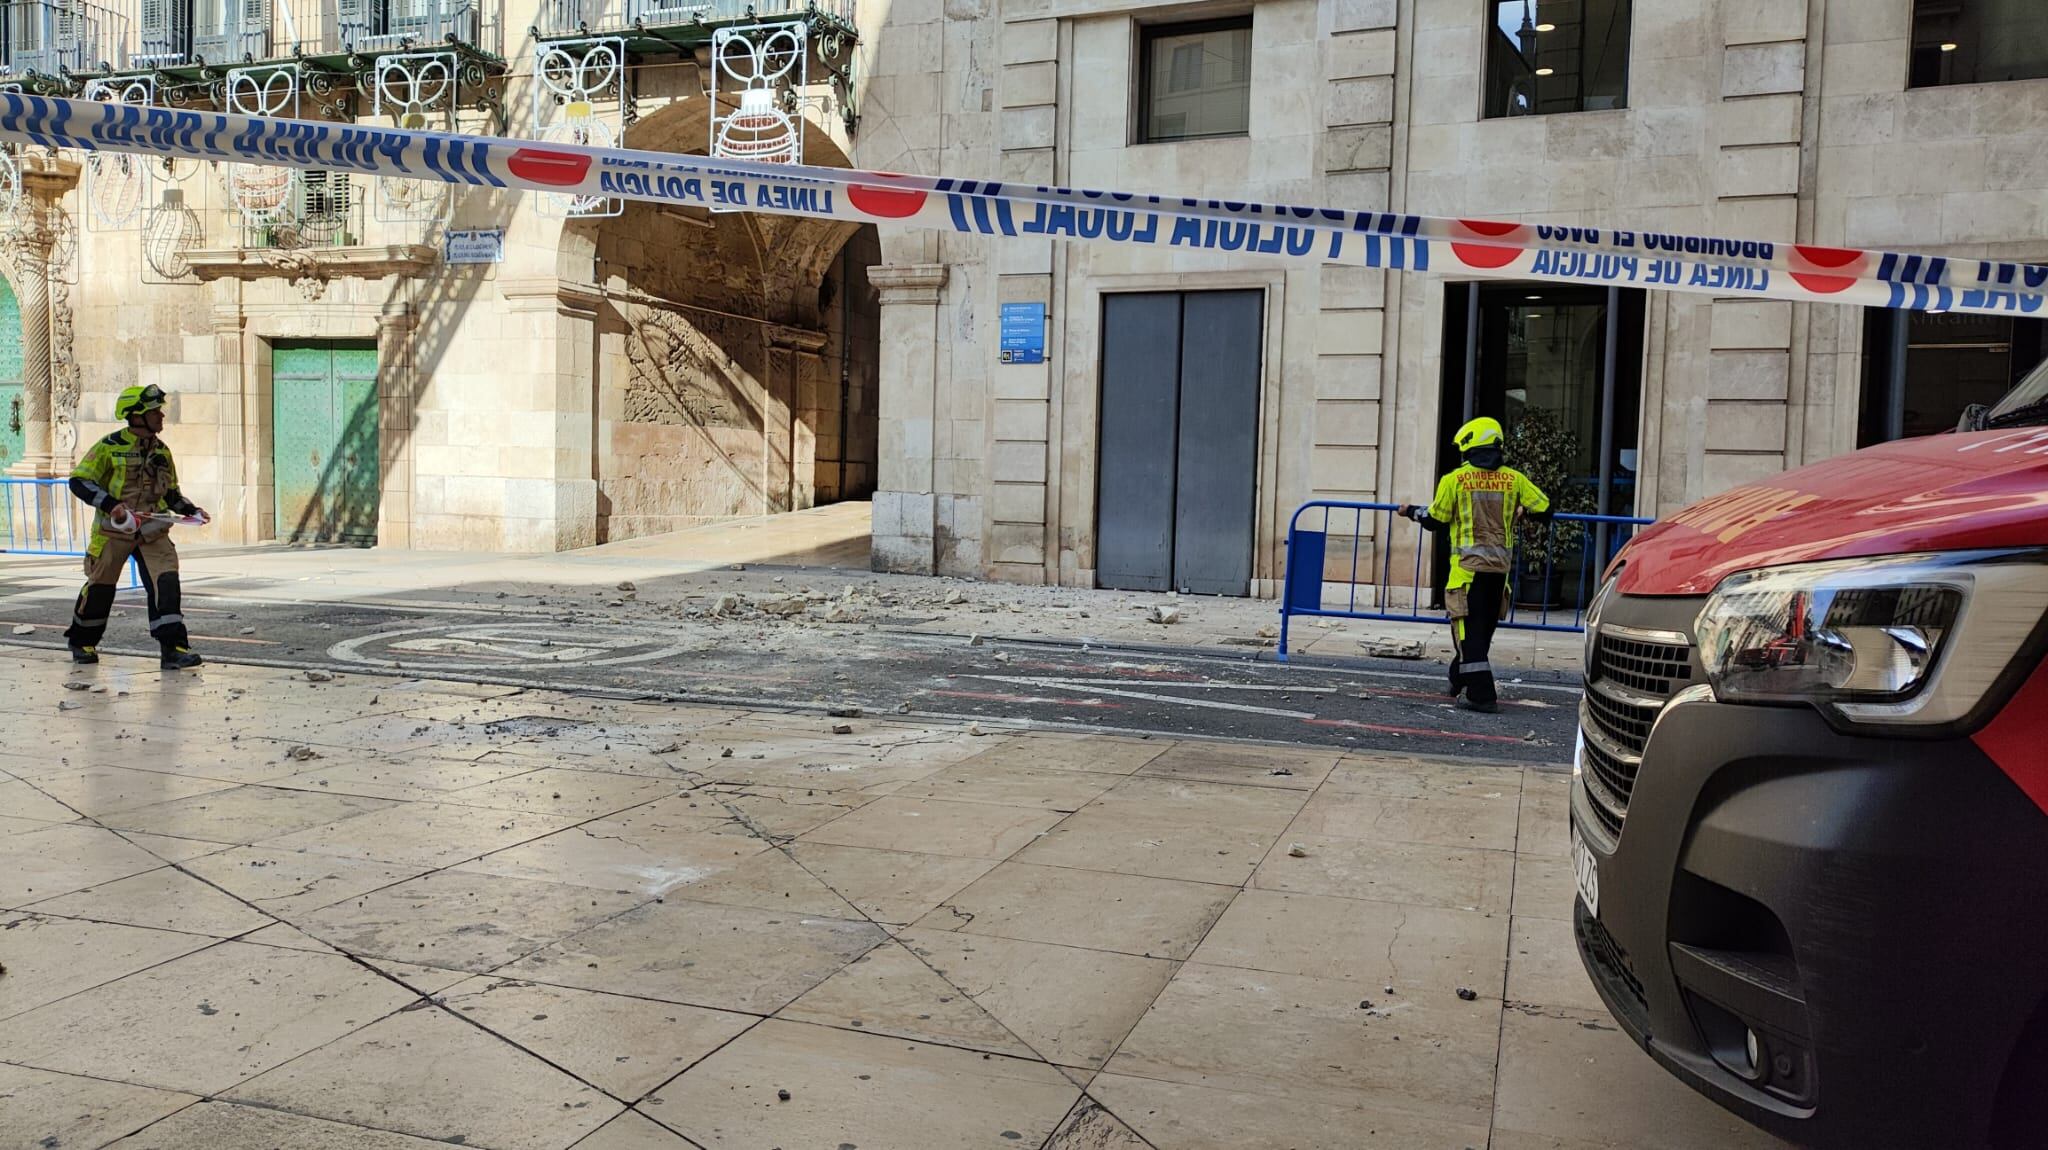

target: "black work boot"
[1457,697,1500,714]
[160,647,203,670]
[70,645,98,665]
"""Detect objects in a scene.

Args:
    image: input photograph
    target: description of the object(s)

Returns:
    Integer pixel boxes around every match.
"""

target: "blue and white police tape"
[4,92,2042,318]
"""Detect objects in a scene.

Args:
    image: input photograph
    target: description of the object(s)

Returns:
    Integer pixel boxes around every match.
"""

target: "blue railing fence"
[1277,499,1653,660]
[1,477,141,589]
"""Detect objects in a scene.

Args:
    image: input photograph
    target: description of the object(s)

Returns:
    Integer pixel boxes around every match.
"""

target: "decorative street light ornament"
[82,78,157,231]
[142,187,205,284]
[715,87,799,163]
[222,66,303,226]
[372,52,459,222]
[710,24,805,167]
[531,39,624,219]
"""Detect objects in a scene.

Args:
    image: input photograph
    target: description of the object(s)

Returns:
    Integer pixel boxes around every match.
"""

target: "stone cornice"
[867,263,948,305]
[185,244,439,284]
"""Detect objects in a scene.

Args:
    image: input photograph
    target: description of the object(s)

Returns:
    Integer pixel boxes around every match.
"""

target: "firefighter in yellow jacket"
[64,385,207,670]
[1398,416,1550,713]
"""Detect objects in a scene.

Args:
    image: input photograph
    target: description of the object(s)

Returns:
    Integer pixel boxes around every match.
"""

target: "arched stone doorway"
[560,99,880,543]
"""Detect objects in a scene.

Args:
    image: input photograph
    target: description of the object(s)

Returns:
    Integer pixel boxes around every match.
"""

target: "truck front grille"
[1580,626,1694,838]
[1591,632,1692,696]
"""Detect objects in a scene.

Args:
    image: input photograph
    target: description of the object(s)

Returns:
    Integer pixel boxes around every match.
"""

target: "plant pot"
[1512,557,1563,608]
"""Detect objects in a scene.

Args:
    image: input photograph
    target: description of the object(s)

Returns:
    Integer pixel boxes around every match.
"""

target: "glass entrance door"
[1437,283,1646,609]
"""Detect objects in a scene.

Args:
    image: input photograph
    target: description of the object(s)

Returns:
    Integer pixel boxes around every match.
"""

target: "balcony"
[83,0,505,94]
[0,0,126,82]
[533,0,854,53]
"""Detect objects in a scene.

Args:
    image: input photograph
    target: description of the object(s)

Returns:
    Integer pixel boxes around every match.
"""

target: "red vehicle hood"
[1616,429,2048,596]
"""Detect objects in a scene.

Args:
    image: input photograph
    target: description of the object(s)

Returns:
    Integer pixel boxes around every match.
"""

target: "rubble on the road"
[1367,637,1428,659]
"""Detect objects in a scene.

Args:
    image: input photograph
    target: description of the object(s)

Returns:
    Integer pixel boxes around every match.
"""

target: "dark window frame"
[1482,0,1635,120]
[1909,0,2048,89]
[1135,14,1255,145]
[1859,308,2048,445]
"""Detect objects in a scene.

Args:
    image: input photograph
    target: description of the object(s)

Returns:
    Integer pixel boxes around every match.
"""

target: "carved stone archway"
[556,97,881,543]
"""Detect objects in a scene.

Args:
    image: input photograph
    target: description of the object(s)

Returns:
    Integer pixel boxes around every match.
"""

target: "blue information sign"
[998,302,1047,365]
[444,229,505,264]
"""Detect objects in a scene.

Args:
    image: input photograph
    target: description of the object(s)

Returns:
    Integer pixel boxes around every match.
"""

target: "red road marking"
[1304,716,1533,744]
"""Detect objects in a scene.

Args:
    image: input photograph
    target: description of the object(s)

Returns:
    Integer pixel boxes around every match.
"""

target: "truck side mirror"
[1957,404,1990,433]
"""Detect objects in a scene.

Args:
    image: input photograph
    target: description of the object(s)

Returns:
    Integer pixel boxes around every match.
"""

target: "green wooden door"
[273,342,379,544]
[0,276,24,472]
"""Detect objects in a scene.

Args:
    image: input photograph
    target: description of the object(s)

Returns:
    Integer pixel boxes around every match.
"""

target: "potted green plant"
[1505,406,1598,607]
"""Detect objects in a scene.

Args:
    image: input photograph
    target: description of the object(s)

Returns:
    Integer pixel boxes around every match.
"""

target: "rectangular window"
[1138,17,1253,143]
[1859,310,2048,445]
[1484,0,1632,118]
[1911,0,2048,88]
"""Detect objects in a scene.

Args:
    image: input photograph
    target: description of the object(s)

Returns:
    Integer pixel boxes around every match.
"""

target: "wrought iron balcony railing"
[0,0,127,77]
[115,0,500,71]
[534,0,853,44]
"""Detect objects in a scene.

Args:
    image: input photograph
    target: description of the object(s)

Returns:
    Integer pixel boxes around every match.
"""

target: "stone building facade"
[862,0,2048,594]
[4,0,884,553]
[4,0,2043,588]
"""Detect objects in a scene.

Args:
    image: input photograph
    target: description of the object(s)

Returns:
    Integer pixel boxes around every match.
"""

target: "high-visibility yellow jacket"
[1425,463,1551,590]
[69,428,196,552]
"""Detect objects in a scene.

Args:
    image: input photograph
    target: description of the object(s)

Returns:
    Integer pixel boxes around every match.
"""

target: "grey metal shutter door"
[1171,290,1263,596]
[1096,292,1182,592]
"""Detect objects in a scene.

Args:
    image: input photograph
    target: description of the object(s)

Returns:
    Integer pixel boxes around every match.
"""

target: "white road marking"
[966,675,1317,719]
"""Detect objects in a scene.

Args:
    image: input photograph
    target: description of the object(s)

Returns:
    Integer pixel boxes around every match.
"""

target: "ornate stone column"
[866,263,947,574]
[4,151,81,479]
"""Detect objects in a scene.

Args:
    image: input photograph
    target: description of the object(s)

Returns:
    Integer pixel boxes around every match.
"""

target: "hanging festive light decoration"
[83,77,154,231]
[222,66,303,225]
[373,52,459,222]
[710,24,805,166]
[532,39,625,219]
[715,86,799,164]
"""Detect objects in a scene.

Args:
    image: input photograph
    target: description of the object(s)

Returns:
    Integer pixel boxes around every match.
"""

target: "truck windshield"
[1985,357,2048,429]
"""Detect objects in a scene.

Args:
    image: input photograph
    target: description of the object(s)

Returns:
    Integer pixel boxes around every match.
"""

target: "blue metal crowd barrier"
[1,477,142,588]
[1277,499,1654,661]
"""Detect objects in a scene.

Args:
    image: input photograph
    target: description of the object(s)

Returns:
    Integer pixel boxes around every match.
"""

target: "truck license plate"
[1571,823,1600,918]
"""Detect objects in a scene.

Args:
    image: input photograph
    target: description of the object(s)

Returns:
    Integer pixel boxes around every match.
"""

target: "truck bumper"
[1572,692,2048,1149]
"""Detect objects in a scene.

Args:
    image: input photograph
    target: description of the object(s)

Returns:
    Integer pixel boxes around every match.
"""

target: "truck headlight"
[1696,551,2048,726]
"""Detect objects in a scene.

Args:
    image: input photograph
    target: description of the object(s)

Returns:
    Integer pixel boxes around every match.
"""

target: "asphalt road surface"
[0,593,1579,764]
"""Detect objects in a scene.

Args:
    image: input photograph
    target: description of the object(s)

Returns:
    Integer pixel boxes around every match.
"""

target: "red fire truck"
[1572,359,2048,1148]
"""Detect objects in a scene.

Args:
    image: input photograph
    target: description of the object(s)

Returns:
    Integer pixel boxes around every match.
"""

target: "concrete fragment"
[1366,637,1426,659]
[10,624,34,635]
[1287,843,1309,858]
[1149,605,1182,625]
